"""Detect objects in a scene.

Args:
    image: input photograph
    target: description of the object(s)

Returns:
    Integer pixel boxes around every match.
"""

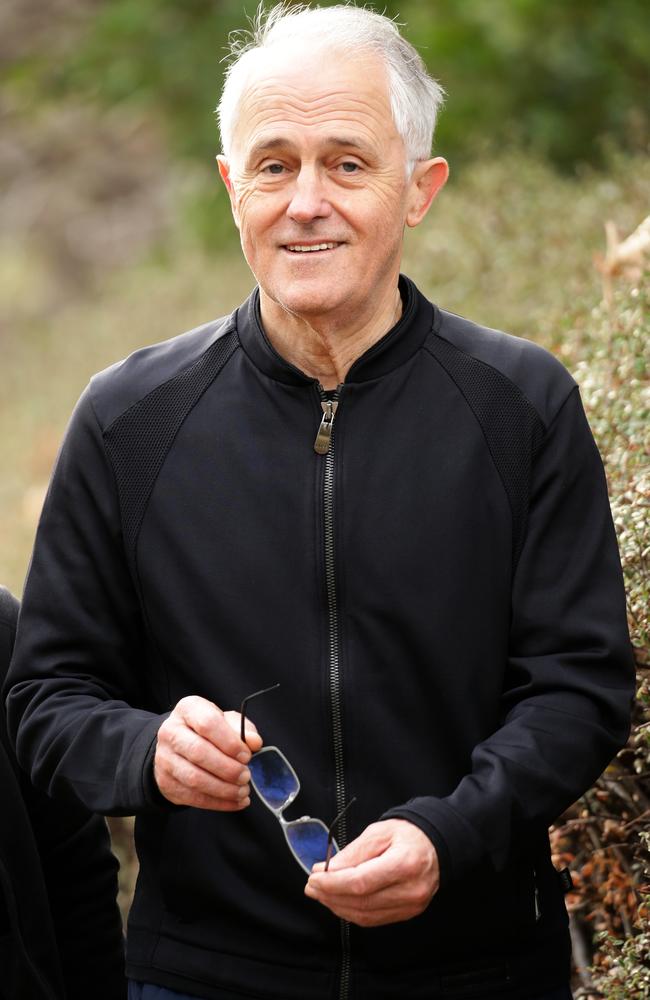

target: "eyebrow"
[246,135,372,162]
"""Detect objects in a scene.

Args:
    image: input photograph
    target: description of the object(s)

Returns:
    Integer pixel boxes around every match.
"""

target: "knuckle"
[184,732,204,761]
[412,884,432,909]
[176,695,199,714]
[184,769,203,791]
[402,849,420,875]
[173,759,195,787]
[157,717,174,743]
[168,728,187,756]
[179,696,221,732]
[413,890,429,910]
[350,878,367,898]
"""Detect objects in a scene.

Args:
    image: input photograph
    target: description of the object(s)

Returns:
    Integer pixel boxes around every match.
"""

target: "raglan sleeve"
[381,384,636,885]
[4,385,170,816]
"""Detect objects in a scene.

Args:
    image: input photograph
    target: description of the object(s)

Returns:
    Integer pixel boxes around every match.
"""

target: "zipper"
[314,398,339,455]
[533,869,541,922]
[315,383,351,1000]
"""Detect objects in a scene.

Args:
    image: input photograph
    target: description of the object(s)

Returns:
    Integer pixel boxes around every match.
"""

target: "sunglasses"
[240,684,355,874]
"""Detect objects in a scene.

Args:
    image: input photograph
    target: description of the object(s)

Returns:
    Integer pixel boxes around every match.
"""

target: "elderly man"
[6,5,634,1000]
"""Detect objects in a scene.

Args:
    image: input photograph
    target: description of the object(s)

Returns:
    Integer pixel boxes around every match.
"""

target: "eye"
[338,161,361,174]
[262,163,286,175]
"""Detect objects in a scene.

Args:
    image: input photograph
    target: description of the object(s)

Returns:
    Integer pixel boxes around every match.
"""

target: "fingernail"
[237,785,249,798]
[237,752,251,764]
[238,769,250,785]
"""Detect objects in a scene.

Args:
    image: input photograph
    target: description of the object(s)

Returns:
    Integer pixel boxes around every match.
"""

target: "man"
[6,5,634,1000]
[0,587,126,999]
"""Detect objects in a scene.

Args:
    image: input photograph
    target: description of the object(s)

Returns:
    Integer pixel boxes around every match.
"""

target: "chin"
[280,294,345,320]
[267,282,346,319]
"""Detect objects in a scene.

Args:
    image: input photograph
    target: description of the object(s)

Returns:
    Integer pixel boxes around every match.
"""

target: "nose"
[286,166,332,223]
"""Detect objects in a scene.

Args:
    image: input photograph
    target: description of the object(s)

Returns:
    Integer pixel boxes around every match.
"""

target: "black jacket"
[6,277,634,1000]
[0,587,126,999]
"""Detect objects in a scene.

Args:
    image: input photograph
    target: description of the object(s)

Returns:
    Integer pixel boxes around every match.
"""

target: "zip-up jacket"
[0,588,126,1000]
[5,277,635,1000]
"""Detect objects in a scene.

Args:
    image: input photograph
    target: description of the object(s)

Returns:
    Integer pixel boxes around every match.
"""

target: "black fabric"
[0,587,126,999]
[425,333,545,566]
[5,277,634,1000]
[105,329,238,569]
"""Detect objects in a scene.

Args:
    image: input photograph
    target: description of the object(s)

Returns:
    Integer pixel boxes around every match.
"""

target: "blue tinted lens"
[286,820,337,872]
[249,749,299,810]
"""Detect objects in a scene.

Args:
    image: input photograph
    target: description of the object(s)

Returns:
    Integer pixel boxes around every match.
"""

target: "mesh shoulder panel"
[104,330,238,571]
[426,334,545,566]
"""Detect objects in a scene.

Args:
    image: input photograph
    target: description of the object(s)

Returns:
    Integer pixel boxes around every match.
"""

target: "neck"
[259,284,403,390]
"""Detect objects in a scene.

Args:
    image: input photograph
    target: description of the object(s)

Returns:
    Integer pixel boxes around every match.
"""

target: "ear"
[216,155,241,229]
[405,157,449,228]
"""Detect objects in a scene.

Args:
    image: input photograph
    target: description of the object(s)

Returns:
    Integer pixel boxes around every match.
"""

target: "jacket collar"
[235,275,435,386]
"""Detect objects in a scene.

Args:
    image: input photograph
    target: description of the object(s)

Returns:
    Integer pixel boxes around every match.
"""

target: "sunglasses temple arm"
[325,796,357,872]
[239,682,281,743]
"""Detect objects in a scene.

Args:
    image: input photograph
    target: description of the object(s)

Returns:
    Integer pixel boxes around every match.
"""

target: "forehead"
[231,45,400,157]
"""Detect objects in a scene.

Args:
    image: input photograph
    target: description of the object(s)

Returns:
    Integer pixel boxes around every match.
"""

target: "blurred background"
[1,1,648,996]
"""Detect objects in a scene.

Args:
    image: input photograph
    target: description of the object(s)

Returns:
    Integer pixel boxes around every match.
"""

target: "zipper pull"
[314,399,339,455]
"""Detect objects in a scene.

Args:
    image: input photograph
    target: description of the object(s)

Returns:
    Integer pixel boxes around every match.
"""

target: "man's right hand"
[154,695,263,810]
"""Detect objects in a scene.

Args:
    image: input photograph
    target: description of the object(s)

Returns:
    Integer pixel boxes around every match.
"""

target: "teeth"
[286,243,338,252]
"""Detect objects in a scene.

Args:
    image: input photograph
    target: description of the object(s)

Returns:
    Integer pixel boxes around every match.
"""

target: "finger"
[160,777,252,812]
[306,876,419,912]
[306,863,414,912]
[223,710,263,752]
[156,754,251,802]
[160,723,250,785]
[305,876,435,927]
[177,696,251,762]
[308,848,403,897]
[312,823,392,874]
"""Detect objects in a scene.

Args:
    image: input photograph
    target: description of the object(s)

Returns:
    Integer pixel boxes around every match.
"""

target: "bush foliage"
[548,284,649,999]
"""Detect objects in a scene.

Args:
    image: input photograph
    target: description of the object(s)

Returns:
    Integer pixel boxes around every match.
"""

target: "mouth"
[282,242,343,254]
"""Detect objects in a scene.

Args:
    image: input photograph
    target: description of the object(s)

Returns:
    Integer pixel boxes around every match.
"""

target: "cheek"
[235,189,280,240]
[346,182,408,237]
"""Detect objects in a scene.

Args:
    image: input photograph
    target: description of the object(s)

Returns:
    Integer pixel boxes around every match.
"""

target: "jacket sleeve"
[4,387,169,816]
[24,794,127,1000]
[382,386,635,886]
[0,587,126,1000]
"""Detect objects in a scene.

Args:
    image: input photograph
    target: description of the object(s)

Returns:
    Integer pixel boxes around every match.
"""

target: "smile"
[284,243,341,253]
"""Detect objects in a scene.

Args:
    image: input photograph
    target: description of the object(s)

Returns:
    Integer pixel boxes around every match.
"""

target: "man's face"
[218,46,446,330]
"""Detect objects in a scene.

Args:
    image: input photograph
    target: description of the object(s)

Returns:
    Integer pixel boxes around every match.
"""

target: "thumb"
[313,823,390,874]
[223,710,263,751]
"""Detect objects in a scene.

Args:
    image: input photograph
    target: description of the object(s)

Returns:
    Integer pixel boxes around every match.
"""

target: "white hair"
[217,3,445,171]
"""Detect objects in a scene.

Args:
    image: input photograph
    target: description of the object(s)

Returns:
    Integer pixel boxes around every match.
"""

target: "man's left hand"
[304,819,439,927]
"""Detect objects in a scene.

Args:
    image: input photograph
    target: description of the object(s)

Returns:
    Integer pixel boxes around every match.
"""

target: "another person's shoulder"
[88,308,239,432]
[0,585,19,643]
[430,306,576,430]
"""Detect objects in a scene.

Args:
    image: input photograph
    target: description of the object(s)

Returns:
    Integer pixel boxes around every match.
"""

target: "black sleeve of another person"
[0,587,126,1000]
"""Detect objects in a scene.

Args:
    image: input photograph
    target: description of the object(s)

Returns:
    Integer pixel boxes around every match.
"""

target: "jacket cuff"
[118,712,180,814]
[140,714,187,814]
[380,797,486,887]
